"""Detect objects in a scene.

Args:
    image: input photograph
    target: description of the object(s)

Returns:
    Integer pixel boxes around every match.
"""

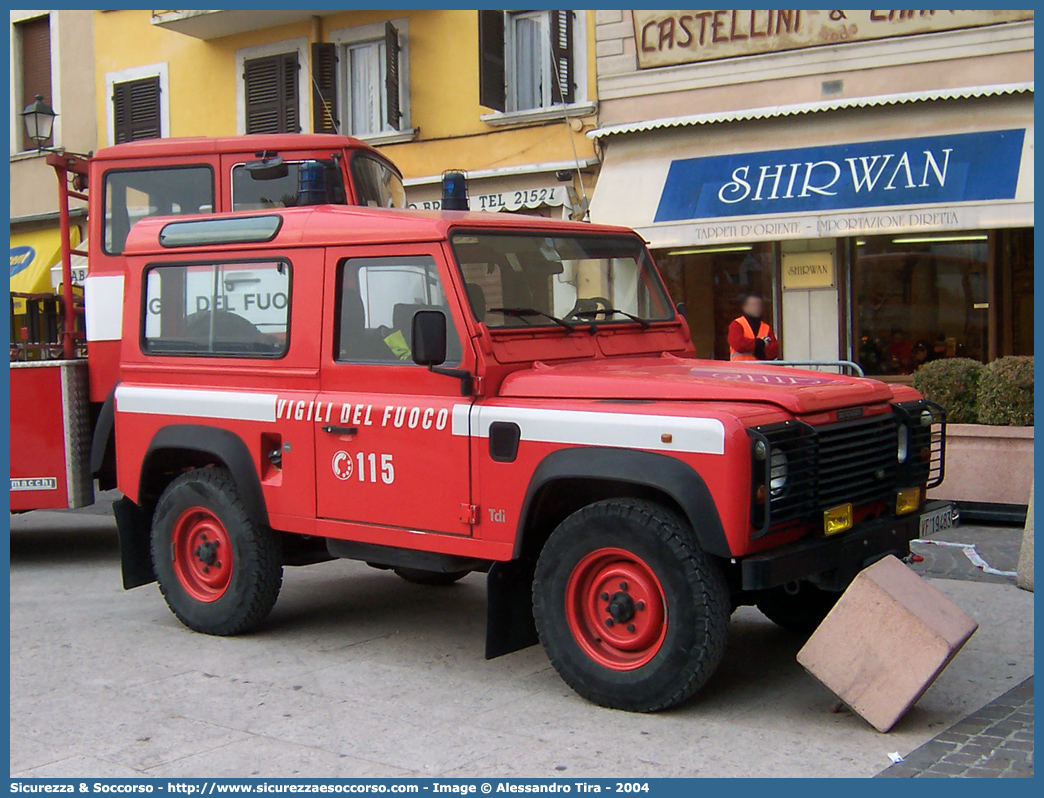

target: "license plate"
[919,505,956,537]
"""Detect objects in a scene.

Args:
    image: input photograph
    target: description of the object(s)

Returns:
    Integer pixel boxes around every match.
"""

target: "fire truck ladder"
[47,152,89,361]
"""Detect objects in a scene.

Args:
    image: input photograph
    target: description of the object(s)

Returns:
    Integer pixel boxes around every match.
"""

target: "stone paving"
[878,521,1033,779]
[877,677,1034,778]
[9,503,1034,778]
[909,524,1023,585]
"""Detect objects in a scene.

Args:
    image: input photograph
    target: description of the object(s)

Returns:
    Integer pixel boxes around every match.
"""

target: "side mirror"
[676,301,687,320]
[411,310,447,367]
[246,156,288,181]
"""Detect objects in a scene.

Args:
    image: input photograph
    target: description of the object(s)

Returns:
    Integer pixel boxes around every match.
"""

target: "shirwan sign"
[654,129,1025,223]
[782,252,834,290]
[633,9,1034,68]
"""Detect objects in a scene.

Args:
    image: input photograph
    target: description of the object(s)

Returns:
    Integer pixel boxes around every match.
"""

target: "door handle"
[322,425,358,435]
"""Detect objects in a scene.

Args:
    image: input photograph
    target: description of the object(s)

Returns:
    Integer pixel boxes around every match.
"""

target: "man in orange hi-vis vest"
[728,292,779,361]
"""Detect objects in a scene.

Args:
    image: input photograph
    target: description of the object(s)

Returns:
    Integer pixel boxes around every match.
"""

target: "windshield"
[450,232,675,329]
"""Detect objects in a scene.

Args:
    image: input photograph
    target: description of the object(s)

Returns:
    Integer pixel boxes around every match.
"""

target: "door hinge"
[460,503,479,525]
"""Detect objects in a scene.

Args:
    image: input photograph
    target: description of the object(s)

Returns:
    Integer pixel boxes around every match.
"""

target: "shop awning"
[404,159,596,214]
[588,83,1034,139]
[589,102,1034,248]
[9,226,81,296]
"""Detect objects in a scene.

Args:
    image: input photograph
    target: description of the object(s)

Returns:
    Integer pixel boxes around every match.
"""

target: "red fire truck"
[11,135,956,712]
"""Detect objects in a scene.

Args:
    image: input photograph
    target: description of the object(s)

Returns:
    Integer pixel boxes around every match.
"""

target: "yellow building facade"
[92,10,599,218]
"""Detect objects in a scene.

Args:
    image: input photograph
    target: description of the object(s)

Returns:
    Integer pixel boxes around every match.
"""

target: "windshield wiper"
[570,307,652,328]
[487,307,576,331]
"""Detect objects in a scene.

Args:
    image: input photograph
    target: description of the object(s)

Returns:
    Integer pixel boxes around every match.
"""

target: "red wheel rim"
[171,506,233,603]
[565,547,667,671]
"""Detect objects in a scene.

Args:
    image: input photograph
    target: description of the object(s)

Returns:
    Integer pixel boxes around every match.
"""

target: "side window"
[350,154,406,209]
[104,166,214,255]
[143,260,290,357]
[336,255,460,364]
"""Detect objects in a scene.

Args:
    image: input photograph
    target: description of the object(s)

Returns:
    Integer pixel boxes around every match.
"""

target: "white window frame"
[506,10,553,112]
[103,62,171,147]
[328,18,414,145]
[10,9,58,156]
[482,10,593,127]
[235,36,309,136]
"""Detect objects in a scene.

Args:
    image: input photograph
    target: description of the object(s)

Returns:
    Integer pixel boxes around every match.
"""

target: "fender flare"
[140,425,269,527]
[515,446,731,559]
[90,384,116,476]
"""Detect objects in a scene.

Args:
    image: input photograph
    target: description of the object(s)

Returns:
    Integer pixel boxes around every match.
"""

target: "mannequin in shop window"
[728,292,779,361]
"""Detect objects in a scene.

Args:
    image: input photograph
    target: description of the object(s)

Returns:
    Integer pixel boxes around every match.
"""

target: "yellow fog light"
[896,487,922,516]
[824,504,853,537]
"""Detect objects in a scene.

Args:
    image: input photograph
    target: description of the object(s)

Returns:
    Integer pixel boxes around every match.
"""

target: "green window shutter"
[19,15,52,150]
[385,22,401,131]
[245,52,299,134]
[478,10,506,113]
[311,43,338,134]
[112,76,161,143]
[550,10,575,105]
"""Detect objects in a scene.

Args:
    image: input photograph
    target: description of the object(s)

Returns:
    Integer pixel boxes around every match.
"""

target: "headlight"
[769,449,788,496]
[897,424,909,464]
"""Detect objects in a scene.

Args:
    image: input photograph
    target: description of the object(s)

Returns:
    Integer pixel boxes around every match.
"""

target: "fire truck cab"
[10,135,403,512]
[99,202,955,712]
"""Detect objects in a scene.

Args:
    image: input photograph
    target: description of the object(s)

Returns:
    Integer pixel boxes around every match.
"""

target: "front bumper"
[739,500,958,591]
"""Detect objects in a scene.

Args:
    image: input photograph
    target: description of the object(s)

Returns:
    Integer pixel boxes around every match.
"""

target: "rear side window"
[350,154,406,209]
[104,166,214,255]
[143,259,290,357]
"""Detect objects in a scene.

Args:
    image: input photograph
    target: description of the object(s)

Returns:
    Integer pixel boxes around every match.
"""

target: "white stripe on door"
[464,405,725,455]
[115,385,278,422]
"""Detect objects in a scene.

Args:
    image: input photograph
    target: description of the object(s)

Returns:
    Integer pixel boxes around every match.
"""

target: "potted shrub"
[914,357,1034,519]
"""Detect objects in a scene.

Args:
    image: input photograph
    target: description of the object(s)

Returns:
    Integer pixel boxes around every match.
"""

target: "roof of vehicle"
[93,134,393,167]
[122,205,639,256]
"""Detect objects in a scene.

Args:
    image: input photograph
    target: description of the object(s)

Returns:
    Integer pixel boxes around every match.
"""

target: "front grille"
[749,406,945,537]
[815,415,898,508]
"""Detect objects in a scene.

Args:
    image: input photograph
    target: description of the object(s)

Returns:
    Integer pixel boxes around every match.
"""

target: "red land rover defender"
[97,203,954,712]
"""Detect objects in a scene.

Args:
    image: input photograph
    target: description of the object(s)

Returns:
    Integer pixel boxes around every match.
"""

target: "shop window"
[998,228,1034,357]
[336,256,460,364]
[313,22,408,138]
[112,76,161,143]
[658,243,778,361]
[15,14,52,152]
[143,260,290,358]
[479,10,577,113]
[103,166,214,255]
[853,233,990,376]
[243,52,300,134]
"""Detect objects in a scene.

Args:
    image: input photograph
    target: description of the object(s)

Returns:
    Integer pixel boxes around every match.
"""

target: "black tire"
[755,582,840,635]
[151,467,282,636]
[532,499,730,712]
[393,567,471,586]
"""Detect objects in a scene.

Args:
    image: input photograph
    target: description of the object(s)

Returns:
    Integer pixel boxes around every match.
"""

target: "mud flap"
[114,497,156,590]
[485,559,538,659]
